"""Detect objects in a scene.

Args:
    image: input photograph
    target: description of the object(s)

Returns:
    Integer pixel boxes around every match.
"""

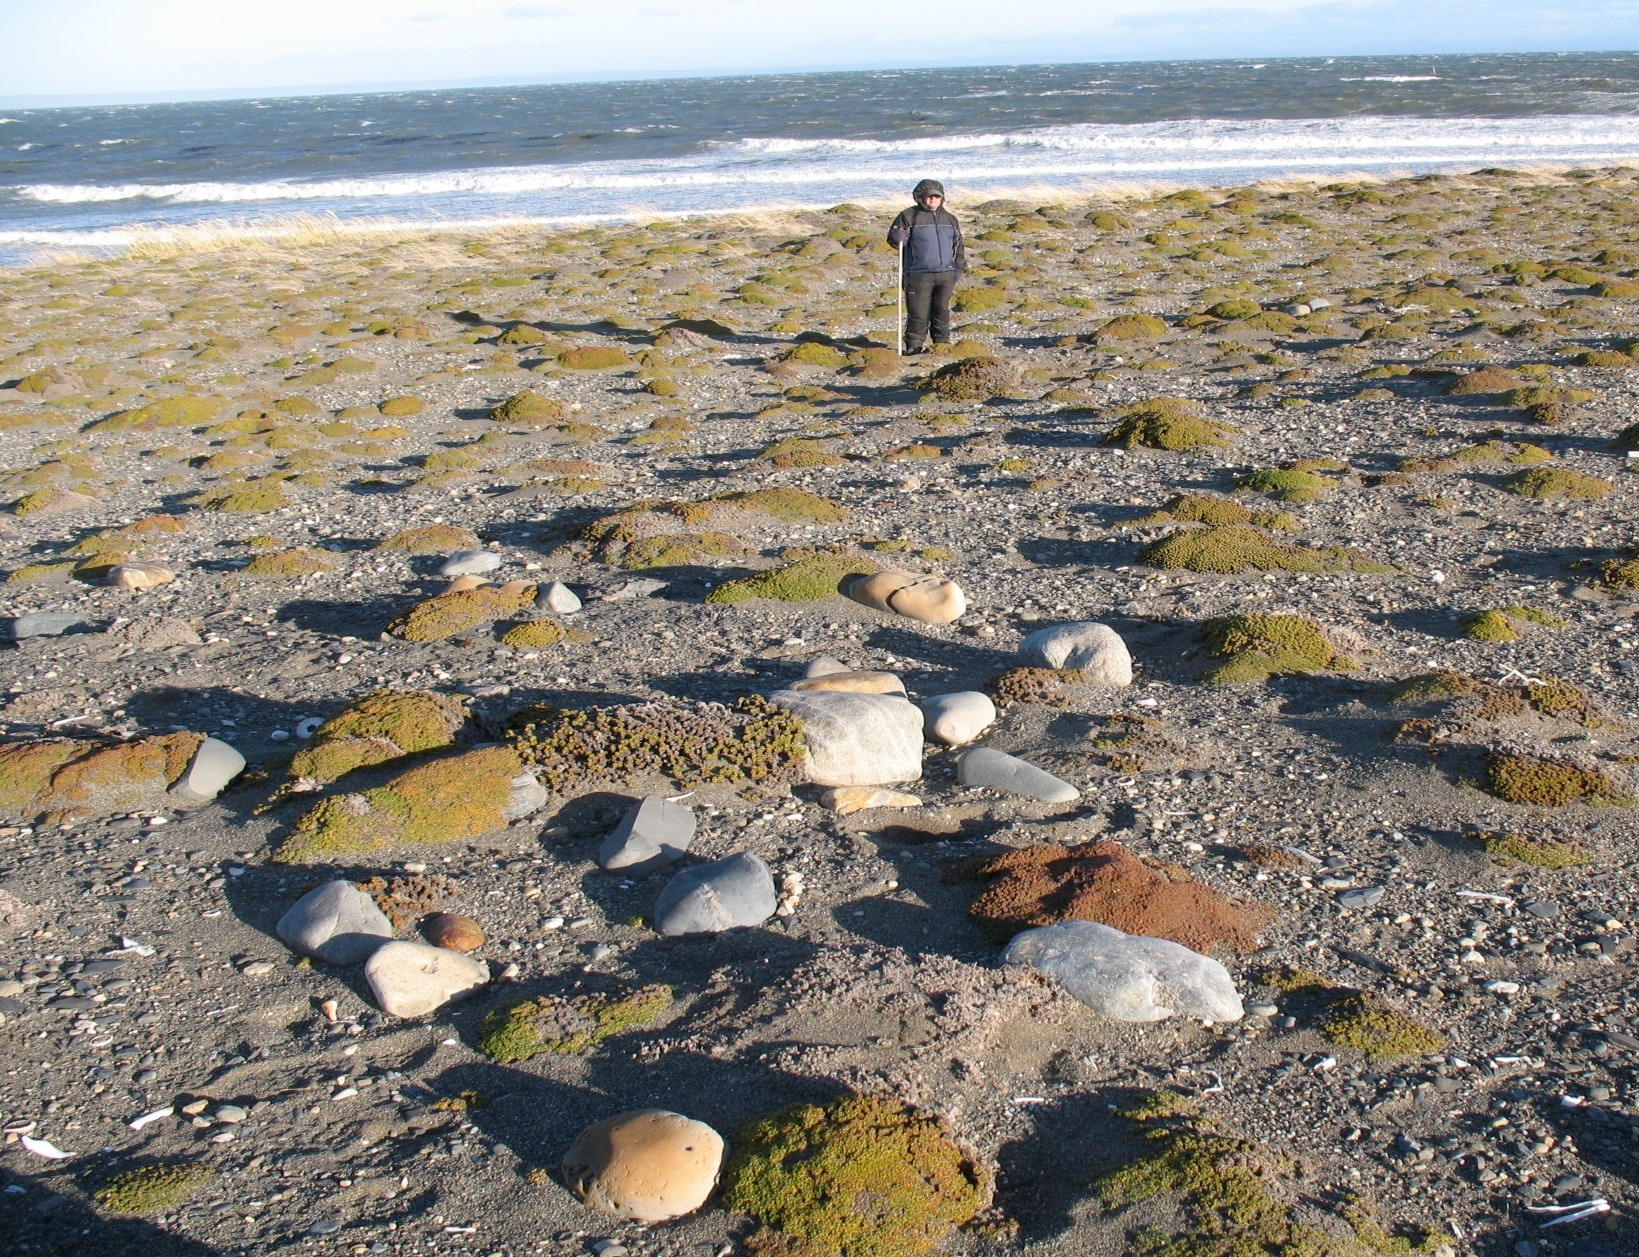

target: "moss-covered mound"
[1104,398,1237,451]
[1141,526,1388,575]
[499,618,565,649]
[477,985,671,1062]
[720,1094,991,1257]
[913,354,1021,401]
[239,547,336,578]
[287,690,468,785]
[0,732,204,820]
[782,341,851,369]
[619,531,750,570]
[489,389,567,426]
[1092,312,1167,343]
[91,395,222,431]
[1140,494,1298,531]
[197,481,289,513]
[506,695,804,794]
[375,523,482,554]
[387,583,537,642]
[1198,614,1346,685]
[96,1160,215,1216]
[1503,467,1614,500]
[705,550,876,605]
[987,666,1090,708]
[961,841,1271,952]
[1240,459,1343,504]
[277,744,524,863]
[559,345,631,370]
[1100,1092,1445,1257]
[1479,831,1590,868]
[1482,751,1632,807]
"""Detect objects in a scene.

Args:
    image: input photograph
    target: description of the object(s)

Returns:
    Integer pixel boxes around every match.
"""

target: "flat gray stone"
[769,690,922,787]
[439,549,502,577]
[539,581,581,614]
[804,655,850,678]
[169,736,245,804]
[1003,920,1244,1023]
[504,771,549,821]
[364,940,488,1018]
[602,578,666,601]
[1523,898,1562,919]
[1017,622,1133,685]
[918,691,996,746]
[276,880,394,965]
[8,612,87,641]
[599,796,696,872]
[956,747,1078,804]
[1338,886,1385,910]
[653,852,776,937]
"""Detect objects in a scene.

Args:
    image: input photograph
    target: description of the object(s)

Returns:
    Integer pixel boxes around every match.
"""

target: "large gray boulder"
[276,880,394,965]
[1018,622,1133,686]
[769,690,922,786]
[1002,920,1243,1023]
[599,796,696,873]
[653,852,776,937]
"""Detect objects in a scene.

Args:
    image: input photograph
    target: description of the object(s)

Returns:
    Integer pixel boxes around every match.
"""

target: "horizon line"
[3,46,1636,112]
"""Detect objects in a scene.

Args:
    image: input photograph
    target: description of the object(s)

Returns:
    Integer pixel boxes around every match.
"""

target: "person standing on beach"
[887,179,966,353]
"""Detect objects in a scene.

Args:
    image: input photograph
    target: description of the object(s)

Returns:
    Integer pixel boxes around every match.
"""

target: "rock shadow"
[0,1164,223,1256]
[993,1086,1149,1243]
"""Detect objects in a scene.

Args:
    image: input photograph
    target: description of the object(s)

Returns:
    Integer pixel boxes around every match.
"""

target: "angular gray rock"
[539,581,581,614]
[1018,622,1133,685]
[918,691,996,746]
[7,612,87,641]
[1002,920,1244,1023]
[600,796,696,872]
[653,852,776,936]
[956,747,1077,803]
[1337,886,1385,910]
[439,549,502,577]
[768,690,922,786]
[503,771,549,821]
[364,940,489,1017]
[169,736,246,804]
[276,880,394,964]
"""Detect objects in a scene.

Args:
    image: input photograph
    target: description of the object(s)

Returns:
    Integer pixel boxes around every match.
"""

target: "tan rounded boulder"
[562,1109,724,1222]
[847,571,966,625]
[444,574,490,593]
[106,563,175,591]
[788,669,907,696]
[422,912,485,952]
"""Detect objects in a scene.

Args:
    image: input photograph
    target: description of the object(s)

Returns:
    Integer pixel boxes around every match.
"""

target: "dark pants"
[902,270,957,350]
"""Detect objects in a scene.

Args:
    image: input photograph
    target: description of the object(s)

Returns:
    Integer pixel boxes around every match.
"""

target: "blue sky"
[4,0,1639,104]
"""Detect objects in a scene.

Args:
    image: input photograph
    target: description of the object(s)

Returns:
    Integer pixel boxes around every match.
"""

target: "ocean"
[6,52,1639,263]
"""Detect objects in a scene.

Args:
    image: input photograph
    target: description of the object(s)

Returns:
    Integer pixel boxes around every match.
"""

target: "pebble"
[917,691,996,746]
[1484,980,1521,995]
[769,690,923,787]
[602,578,666,601]
[816,786,922,816]
[956,747,1078,804]
[1338,886,1385,910]
[1246,1003,1279,1018]
[169,736,246,805]
[275,880,395,965]
[7,612,87,641]
[803,655,850,678]
[444,573,489,593]
[1003,920,1244,1023]
[439,549,502,577]
[504,771,549,820]
[562,1109,724,1222]
[845,571,967,624]
[239,959,276,977]
[105,562,174,590]
[599,796,697,873]
[423,912,486,953]
[1017,621,1134,685]
[787,670,906,696]
[1523,898,1562,919]
[540,580,581,614]
[214,1104,247,1124]
[363,940,489,1018]
[653,852,777,936]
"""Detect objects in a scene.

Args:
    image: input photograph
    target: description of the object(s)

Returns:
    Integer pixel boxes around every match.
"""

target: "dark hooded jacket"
[887,205,966,274]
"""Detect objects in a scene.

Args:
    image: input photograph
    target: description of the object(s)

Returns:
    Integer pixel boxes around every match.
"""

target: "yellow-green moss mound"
[1093,313,1167,343]
[1480,831,1590,868]
[375,523,481,554]
[388,583,537,642]
[1240,464,1339,504]
[287,690,468,785]
[500,618,565,649]
[1140,525,1388,575]
[913,355,1021,401]
[0,733,204,820]
[619,532,750,570]
[1198,614,1346,685]
[720,1094,992,1257]
[277,744,523,863]
[559,345,631,370]
[197,481,289,513]
[1504,467,1612,500]
[706,550,875,605]
[92,395,222,431]
[477,985,671,1062]
[1483,752,1632,807]
[1100,1092,1445,1257]
[782,341,851,369]
[489,389,567,426]
[506,695,804,793]
[11,486,92,516]
[379,395,424,417]
[239,547,336,578]
[96,1160,215,1216]
[1104,398,1237,451]
[1140,494,1298,531]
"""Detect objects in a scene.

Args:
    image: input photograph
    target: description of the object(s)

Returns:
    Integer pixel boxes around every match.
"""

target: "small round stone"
[422,912,485,953]
[562,1109,724,1222]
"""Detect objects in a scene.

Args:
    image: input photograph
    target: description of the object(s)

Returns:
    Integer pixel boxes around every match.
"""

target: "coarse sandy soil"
[0,169,1634,1257]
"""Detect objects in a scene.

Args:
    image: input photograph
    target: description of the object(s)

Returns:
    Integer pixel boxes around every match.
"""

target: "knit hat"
[912,179,945,199]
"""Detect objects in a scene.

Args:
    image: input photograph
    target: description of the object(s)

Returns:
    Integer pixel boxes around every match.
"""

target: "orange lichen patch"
[959,840,1272,953]
[0,733,204,820]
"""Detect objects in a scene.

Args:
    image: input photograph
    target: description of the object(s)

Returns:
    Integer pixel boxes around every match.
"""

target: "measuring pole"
[896,243,904,357]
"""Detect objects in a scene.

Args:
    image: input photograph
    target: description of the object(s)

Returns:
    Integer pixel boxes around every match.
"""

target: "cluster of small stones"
[0,169,1636,1256]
